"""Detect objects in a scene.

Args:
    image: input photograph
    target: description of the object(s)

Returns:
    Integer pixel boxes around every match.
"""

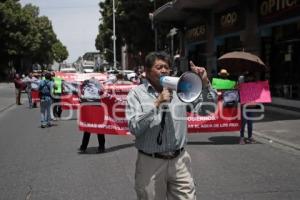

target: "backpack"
[39,80,51,98]
[222,90,239,107]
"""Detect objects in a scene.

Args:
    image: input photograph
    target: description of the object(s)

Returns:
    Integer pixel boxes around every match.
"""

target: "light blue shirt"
[126,79,217,153]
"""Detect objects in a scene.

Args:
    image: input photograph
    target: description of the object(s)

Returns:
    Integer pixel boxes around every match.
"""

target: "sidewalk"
[254,105,300,151]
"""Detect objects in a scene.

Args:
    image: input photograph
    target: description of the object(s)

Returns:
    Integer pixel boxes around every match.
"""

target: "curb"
[253,130,300,151]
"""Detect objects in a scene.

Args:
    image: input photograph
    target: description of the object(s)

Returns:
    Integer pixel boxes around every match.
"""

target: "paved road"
[0,84,300,200]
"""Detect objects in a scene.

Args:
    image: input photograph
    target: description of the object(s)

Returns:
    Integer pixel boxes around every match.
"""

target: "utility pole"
[112,0,117,69]
[150,0,157,51]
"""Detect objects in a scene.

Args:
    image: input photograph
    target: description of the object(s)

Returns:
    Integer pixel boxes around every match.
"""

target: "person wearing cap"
[125,51,217,200]
[218,68,230,79]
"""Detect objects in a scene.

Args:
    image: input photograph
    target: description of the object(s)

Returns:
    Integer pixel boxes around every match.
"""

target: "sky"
[20,0,102,63]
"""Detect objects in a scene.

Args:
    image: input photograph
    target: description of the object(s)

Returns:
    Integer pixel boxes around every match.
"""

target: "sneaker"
[239,138,245,145]
[246,138,256,144]
[41,125,46,128]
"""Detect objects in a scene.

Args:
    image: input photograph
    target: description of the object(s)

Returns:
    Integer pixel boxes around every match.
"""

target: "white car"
[82,68,94,73]
[126,72,137,81]
[60,67,77,73]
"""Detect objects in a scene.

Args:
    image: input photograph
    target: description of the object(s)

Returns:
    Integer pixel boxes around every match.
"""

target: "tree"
[52,41,68,63]
[0,0,68,76]
[95,0,170,67]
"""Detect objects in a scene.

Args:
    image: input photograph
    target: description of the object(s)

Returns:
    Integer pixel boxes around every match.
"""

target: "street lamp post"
[104,48,114,70]
[112,0,117,70]
[149,0,157,51]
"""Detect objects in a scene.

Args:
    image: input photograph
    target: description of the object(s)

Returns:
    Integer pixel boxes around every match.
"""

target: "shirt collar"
[143,79,158,96]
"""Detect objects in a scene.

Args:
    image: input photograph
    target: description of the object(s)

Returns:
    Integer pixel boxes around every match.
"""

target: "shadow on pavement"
[78,143,134,155]
[188,136,261,145]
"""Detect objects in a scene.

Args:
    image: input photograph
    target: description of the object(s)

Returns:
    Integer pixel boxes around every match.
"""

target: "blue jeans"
[240,108,254,138]
[26,89,32,108]
[40,98,52,126]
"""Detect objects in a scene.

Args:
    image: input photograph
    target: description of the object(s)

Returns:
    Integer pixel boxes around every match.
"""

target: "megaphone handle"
[157,111,166,145]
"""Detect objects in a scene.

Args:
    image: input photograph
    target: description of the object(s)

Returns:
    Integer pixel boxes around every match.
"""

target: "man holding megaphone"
[126,51,217,200]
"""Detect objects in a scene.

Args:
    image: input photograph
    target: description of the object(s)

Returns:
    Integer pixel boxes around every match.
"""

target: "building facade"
[153,0,300,100]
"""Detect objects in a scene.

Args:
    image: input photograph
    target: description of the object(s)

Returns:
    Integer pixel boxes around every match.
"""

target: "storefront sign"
[215,6,245,36]
[258,0,300,24]
[185,25,207,42]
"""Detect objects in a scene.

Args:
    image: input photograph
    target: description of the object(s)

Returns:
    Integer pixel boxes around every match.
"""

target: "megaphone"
[160,71,202,103]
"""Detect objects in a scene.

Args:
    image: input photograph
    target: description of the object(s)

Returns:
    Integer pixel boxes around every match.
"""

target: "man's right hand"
[154,88,172,108]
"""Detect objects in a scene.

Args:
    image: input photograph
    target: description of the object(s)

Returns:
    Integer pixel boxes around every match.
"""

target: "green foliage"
[96,0,166,65]
[52,41,68,63]
[0,0,68,74]
[95,0,171,66]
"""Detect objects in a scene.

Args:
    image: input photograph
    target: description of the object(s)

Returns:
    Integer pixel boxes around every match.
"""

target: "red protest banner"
[187,100,240,132]
[61,94,80,110]
[31,90,40,103]
[78,84,241,134]
[78,98,129,135]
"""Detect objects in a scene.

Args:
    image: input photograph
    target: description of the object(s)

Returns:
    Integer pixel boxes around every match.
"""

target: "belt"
[138,148,184,160]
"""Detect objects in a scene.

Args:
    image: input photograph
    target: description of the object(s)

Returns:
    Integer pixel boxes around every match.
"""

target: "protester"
[105,73,117,84]
[218,68,230,79]
[138,71,146,85]
[214,68,237,97]
[125,51,217,200]
[78,132,105,153]
[78,77,106,153]
[115,73,133,84]
[13,74,24,105]
[238,71,257,144]
[22,73,37,108]
[51,72,63,119]
[39,72,56,128]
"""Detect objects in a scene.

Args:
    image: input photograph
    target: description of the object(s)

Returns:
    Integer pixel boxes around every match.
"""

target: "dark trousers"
[80,131,105,150]
[52,97,62,118]
[240,109,254,138]
[15,89,21,105]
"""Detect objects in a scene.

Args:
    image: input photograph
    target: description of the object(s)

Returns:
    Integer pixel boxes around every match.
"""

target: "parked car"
[60,63,77,73]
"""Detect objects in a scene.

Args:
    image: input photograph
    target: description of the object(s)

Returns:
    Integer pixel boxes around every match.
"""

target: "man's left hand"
[190,61,210,87]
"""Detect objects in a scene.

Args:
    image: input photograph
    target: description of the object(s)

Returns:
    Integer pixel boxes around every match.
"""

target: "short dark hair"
[45,72,52,80]
[145,51,171,69]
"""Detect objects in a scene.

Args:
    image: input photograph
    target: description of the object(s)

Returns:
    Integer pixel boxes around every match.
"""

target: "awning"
[173,0,220,10]
[153,0,220,24]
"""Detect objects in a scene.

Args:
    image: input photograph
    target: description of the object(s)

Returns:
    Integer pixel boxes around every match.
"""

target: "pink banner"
[239,81,271,104]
